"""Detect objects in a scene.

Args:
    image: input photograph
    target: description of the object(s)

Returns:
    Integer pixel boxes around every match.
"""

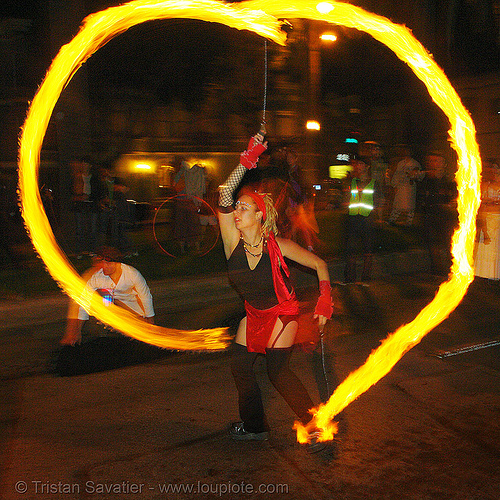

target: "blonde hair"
[261,192,278,236]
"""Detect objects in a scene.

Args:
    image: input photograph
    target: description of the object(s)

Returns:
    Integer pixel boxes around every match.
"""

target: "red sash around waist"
[244,297,299,353]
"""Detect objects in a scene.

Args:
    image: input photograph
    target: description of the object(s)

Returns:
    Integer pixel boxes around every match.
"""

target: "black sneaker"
[229,422,269,441]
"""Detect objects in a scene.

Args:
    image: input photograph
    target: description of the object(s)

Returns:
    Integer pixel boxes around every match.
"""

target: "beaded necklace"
[242,234,266,258]
[240,233,263,248]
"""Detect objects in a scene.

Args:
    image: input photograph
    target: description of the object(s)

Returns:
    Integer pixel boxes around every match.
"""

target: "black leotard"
[228,239,292,310]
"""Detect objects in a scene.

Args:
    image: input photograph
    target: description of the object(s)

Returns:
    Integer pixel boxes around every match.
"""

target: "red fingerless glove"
[240,137,267,169]
[314,280,333,319]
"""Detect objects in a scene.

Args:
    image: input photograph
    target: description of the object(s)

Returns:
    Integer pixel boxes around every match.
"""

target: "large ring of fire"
[18,0,481,438]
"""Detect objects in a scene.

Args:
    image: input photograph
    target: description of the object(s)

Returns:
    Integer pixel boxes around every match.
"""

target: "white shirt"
[78,263,154,320]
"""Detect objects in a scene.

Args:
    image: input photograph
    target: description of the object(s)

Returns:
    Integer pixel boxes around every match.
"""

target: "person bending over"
[60,246,155,346]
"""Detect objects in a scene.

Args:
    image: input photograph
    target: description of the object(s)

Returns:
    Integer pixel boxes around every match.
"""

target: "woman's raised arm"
[218,136,267,259]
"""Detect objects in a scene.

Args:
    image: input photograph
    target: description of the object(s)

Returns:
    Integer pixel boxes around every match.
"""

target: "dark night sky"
[84,18,237,107]
[2,0,500,107]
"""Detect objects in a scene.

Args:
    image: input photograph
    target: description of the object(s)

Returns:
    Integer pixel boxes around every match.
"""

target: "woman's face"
[234,195,262,229]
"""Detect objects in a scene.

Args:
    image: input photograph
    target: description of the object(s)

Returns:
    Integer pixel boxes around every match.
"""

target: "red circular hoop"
[152,194,219,258]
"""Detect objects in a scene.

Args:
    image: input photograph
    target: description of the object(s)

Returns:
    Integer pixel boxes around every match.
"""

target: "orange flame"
[18,0,481,429]
[17,0,285,351]
[241,0,481,442]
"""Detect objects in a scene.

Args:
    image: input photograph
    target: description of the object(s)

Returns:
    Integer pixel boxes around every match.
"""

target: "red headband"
[244,191,266,221]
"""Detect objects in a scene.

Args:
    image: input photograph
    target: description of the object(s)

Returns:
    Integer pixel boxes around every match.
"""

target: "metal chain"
[262,39,268,125]
[319,332,331,400]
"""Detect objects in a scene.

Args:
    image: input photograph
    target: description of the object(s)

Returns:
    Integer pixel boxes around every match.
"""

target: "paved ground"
[0,257,499,499]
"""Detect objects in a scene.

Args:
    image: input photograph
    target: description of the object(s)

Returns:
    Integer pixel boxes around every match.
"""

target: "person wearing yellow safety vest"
[343,156,382,284]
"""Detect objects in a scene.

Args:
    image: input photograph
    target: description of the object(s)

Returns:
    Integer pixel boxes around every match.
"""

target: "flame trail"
[18,0,285,351]
[241,0,481,443]
[18,0,481,425]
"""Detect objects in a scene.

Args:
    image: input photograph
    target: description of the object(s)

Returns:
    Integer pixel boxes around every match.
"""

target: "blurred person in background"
[343,156,382,284]
[388,145,424,226]
[474,159,500,281]
[418,151,457,277]
[283,147,320,252]
[95,163,134,256]
[172,157,205,253]
[70,157,99,258]
[360,141,389,218]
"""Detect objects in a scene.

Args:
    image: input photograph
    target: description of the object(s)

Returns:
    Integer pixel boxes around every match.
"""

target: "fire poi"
[17,0,481,444]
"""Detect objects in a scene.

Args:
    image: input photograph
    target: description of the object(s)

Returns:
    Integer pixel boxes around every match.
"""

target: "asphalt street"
[0,272,499,499]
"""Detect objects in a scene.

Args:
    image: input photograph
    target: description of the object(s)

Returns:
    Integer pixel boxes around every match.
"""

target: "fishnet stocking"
[219,163,247,207]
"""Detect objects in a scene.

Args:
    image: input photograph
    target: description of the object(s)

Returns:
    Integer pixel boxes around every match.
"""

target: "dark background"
[3,0,499,107]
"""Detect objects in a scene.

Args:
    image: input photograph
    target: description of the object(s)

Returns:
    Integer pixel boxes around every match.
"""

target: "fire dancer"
[60,246,155,346]
[218,134,333,452]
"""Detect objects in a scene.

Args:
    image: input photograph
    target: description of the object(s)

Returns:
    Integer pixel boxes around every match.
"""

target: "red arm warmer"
[240,137,267,169]
[314,280,333,319]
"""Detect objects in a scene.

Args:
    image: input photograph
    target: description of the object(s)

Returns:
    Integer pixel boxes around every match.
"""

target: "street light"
[135,163,152,170]
[306,22,338,180]
[306,120,321,131]
[308,26,338,125]
[316,2,334,15]
[320,32,337,42]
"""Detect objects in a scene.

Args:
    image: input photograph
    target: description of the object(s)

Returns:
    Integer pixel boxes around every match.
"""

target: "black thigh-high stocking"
[265,347,315,425]
[230,343,269,433]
